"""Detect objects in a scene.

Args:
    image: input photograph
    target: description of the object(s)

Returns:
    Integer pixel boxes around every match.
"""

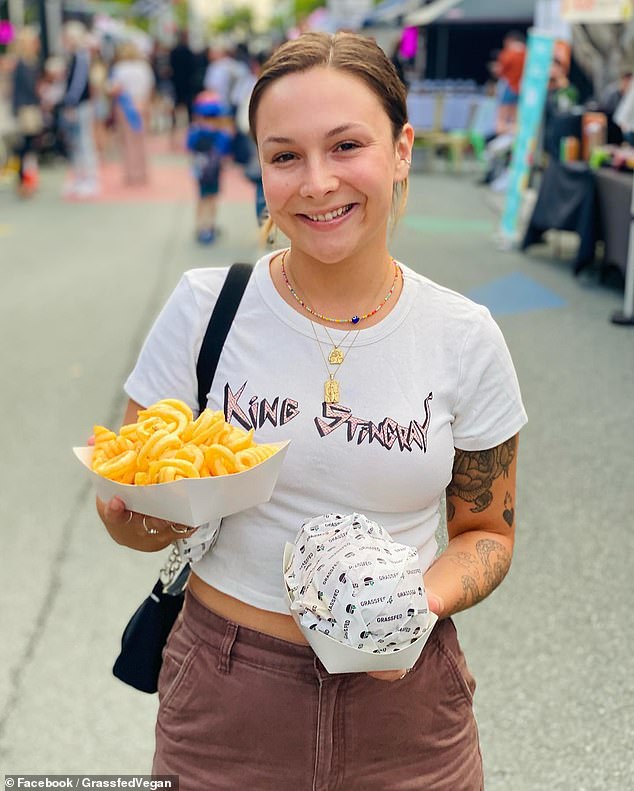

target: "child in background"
[186,90,234,244]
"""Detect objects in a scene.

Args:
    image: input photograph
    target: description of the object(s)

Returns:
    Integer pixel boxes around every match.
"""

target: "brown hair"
[248,31,410,241]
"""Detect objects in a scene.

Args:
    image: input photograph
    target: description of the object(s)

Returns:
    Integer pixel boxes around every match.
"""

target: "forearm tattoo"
[451,539,512,612]
[446,435,517,524]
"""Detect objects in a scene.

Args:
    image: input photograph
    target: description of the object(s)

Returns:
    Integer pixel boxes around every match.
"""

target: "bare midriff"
[189,571,309,645]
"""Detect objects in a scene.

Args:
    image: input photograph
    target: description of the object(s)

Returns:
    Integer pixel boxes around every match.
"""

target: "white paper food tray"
[74,441,289,527]
[283,543,437,674]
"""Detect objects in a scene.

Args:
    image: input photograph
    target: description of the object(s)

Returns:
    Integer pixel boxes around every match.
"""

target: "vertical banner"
[500,30,555,245]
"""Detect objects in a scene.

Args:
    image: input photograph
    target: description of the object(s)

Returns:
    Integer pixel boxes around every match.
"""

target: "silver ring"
[170,523,191,535]
[142,516,159,536]
[124,511,134,525]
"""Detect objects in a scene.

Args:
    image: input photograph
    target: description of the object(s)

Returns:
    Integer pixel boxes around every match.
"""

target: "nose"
[299,156,338,199]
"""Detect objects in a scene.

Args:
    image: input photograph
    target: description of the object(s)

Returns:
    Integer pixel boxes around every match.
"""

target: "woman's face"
[255,66,412,265]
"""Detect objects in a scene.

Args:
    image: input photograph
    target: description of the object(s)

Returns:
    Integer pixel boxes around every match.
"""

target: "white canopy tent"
[404,0,463,26]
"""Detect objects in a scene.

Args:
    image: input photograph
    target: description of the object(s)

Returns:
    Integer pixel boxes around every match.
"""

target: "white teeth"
[307,205,350,222]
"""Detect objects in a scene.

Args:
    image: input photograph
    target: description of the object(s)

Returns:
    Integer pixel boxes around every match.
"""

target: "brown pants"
[153,589,483,790]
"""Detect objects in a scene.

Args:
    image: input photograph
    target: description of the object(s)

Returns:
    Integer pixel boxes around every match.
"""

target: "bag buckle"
[159,544,189,595]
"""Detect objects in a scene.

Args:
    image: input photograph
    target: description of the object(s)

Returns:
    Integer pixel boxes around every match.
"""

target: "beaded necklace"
[280,249,400,325]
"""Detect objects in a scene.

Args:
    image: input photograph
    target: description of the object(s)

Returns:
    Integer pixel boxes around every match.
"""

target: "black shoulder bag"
[112,263,253,693]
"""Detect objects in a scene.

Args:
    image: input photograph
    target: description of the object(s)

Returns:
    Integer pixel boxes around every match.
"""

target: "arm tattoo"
[452,539,512,612]
[446,435,517,521]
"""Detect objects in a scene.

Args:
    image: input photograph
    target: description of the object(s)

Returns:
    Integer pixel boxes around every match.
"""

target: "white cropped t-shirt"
[125,251,528,613]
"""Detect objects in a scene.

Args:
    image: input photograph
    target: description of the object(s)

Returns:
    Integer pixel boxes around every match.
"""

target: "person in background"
[108,40,155,186]
[88,44,111,162]
[203,39,248,114]
[150,40,174,134]
[614,72,634,145]
[547,56,579,113]
[542,55,580,161]
[39,55,68,161]
[97,31,527,788]
[185,90,234,243]
[169,31,195,135]
[60,20,100,198]
[10,26,42,198]
[232,50,268,225]
[600,69,633,144]
[491,30,526,134]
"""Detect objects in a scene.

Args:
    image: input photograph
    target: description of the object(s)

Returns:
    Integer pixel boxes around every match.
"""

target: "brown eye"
[336,141,359,152]
[271,152,296,164]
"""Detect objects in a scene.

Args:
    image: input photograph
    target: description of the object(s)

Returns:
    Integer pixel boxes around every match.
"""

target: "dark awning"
[406,0,535,26]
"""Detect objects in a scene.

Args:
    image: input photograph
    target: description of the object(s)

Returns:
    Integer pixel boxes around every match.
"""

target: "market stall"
[521,150,634,283]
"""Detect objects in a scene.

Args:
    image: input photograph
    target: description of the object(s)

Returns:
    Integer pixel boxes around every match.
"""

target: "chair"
[407,92,443,136]
[408,92,445,169]
[412,93,480,172]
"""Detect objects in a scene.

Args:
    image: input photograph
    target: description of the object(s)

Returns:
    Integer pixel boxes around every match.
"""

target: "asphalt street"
[0,143,632,789]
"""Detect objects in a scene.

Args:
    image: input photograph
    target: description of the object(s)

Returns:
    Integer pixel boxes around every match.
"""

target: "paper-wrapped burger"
[283,513,437,673]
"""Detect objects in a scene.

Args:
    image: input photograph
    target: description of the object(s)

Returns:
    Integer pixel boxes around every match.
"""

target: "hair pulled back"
[249,32,408,143]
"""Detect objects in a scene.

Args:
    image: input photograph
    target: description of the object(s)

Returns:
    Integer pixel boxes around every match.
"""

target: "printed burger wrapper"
[283,514,437,674]
[73,441,290,527]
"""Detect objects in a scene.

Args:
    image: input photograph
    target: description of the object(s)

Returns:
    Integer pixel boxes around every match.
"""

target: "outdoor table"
[595,167,632,282]
[521,159,598,274]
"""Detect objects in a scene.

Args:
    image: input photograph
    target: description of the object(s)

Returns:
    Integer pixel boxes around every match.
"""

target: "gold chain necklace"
[310,321,361,404]
[321,325,356,365]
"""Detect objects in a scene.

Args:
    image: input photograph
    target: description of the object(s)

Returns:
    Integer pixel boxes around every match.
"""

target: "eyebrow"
[261,123,366,146]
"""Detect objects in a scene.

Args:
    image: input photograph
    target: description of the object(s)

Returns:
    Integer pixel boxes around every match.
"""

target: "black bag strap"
[196,263,253,415]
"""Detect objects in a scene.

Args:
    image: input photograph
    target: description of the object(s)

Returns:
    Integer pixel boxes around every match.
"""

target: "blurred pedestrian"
[150,40,174,134]
[60,20,100,198]
[233,51,268,225]
[203,39,248,113]
[89,47,112,161]
[39,56,68,161]
[186,90,234,243]
[169,31,195,135]
[10,26,43,198]
[109,41,155,186]
[491,31,526,134]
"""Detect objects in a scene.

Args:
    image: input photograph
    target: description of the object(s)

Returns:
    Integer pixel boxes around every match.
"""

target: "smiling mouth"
[302,204,355,223]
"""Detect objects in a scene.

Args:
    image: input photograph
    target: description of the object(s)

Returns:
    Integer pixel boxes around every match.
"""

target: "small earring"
[402,157,411,165]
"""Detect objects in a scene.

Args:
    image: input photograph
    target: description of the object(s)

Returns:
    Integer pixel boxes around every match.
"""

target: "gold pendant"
[325,376,340,404]
[328,347,344,365]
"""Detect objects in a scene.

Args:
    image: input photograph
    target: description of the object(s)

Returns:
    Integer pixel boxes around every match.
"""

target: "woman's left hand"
[365,591,444,682]
[366,668,411,682]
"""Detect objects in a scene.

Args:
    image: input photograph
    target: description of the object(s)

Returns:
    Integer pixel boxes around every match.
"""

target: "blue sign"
[500,30,555,243]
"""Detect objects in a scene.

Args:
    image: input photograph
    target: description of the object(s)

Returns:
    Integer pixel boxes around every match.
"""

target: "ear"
[395,123,415,181]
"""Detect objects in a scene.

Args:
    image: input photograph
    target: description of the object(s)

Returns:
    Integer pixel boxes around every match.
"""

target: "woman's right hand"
[97,495,198,552]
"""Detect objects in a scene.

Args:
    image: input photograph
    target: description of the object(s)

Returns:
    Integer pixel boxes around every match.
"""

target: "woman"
[11,27,42,198]
[98,32,527,789]
[109,41,155,186]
